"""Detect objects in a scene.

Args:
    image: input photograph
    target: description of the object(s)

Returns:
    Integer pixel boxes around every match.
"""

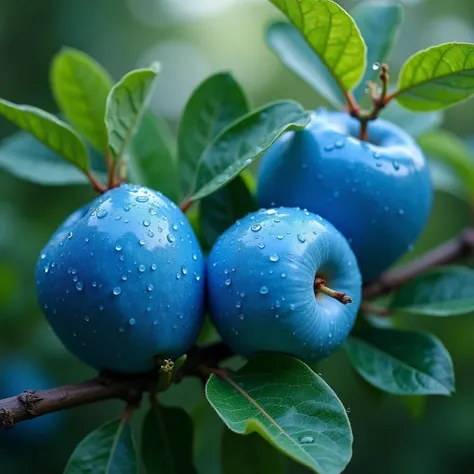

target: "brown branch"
[0,342,233,429]
[363,228,474,299]
[84,170,107,194]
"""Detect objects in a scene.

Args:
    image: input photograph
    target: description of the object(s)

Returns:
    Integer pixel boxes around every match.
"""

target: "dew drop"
[75,281,83,291]
[129,318,136,326]
[151,263,157,271]
[192,254,197,261]
[118,326,125,333]
[122,275,128,281]
[143,220,150,227]
[97,209,108,219]
[181,266,188,275]
[372,62,380,71]
[335,139,345,149]
[147,284,154,291]
[251,224,261,232]
[225,279,232,286]
[113,287,122,295]
[260,286,269,295]
[297,234,306,243]
[281,273,287,279]
[67,232,73,239]
[269,255,280,262]
[92,281,97,287]
[324,144,334,152]
[136,195,149,203]
[84,315,90,322]
[172,224,179,231]
[139,240,145,246]
[258,243,265,249]
[138,264,145,272]
[299,436,314,444]
[236,301,242,309]
[277,235,284,240]
[115,244,122,251]
[239,313,245,320]
[167,234,176,243]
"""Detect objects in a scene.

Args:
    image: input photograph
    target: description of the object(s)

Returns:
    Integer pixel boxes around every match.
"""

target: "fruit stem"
[85,169,108,193]
[314,278,353,305]
[180,199,192,213]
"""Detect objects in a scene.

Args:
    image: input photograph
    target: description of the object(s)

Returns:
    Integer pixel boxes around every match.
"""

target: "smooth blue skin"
[256,108,433,282]
[36,184,205,374]
[0,357,61,441]
[206,207,362,363]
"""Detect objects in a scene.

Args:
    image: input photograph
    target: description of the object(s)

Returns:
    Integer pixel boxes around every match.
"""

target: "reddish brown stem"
[359,120,369,141]
[85,170,107,193]
[315,278,353,305]
[180,199,192,213]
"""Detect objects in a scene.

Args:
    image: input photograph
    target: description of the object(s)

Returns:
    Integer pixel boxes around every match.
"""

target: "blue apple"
[0,356,61,440]
[206,207,362,362]
[256,108,433,282]
[36,184,205,373]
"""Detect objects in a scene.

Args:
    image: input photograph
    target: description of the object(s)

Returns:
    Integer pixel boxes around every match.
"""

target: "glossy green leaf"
[390,266,474,316]
[0,132,106,185]
[381,101,443,137]
[266,22,344,107]
[206,353,352,474]
[0,99,89,171]
[190,101,310,201]
[64,418,138,474]
[127,111,180,202]
[418,129,474,202]
[105,64,160,162]
[268,0,366,92]
[50,47,113,153]
[345,328,454,395]
[200,175,256,250]
[141,406,197,474]
[352,2,404,101]
[177,72,249,197]
[395,43,474,111]
[222,430,286,474]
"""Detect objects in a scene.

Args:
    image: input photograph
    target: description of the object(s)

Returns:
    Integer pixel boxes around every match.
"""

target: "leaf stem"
[85,169,108,193]
[314,278,353,305]
[180,199,192,213]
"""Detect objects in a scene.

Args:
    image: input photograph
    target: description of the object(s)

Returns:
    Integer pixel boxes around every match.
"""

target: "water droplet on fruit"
[76,282,83,291]
[113,287,122,295]
[373,152,380,159]
[138,264,145,272]
[147,284,154,292]
[115,244,122,251]
[236,301,242,309]
[136,195,149,203]
[44,264,50,274]
[372,62,380,70]
[225,279,232,286]
[192,254,197,261]
[151,264,157,271]
[129,318,136,326]
[167,234,176,243]
[67,232,73,239]
[335,139,345,149]
[118,326,125,333]
[290,304,295,311]
[181,266,188,275]
[297,234,306,243]
[251,224,261,232]
[393,160,400,171]
[281,273,287,279]
[277,235,284,240]
[324,144,334,152]
[97,209,108,219]
[258,243,265,249]
[269,255,280,262]
[92,281,97,287]
[239,313,245,320]
[84,315,90,322]
[260,286,269,295]
[143,220,150,227]
[139,240,145,246]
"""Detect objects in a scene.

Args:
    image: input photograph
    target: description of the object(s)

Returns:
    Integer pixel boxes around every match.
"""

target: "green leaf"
[395,43,474,111]
[190,101,310,201]
[222,430,286,474]
[105,64,160,162]
[381,101,443,138]
[428,160,467,201]
[0,132,106,186]
[50,47,113,153]
[127,111,180,202]
[205,354,352,474]
[418,129,474,202]
[352,2,404,101]
[0,99,89,172]
[64,418,138,474]
[390,266,474,316]
[266,22,345,107]
[200,175,256,250]
[345,328,454,395]
[141,406,197,474]
[268,0,366,92]
[177,72,249,197]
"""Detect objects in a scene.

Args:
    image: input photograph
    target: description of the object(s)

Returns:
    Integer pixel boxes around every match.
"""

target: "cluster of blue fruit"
[36,110,432,374]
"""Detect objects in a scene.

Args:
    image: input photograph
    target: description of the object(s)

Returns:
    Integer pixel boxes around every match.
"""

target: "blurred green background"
[1,0,474,472]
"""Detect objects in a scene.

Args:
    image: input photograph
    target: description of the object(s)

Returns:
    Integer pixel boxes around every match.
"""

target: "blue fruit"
[256,108,433,282]
[0,356,61,440]
[206,208,362,362]
[36,184,205,373]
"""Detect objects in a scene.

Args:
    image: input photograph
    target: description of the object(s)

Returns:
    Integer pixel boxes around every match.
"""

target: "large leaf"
[0,99,89,172]
[64,418,138,474]
[206,354,352,474]
[105,64,160,162]
[268,0,366,92]
[50,48,113,153]
[418,129,474,202]
[345,328,454,395]
[190,101,310,201]
[0,132,106,185]
[200,175,256,250]
[395,43,474,111]
[352,2,404,101]
[222,430,286,474]
[266,22,344,107]
[380,101,443,138]
[390,266,474,316]
[127,111,180,202]
[177,73,249,197]
[141,406,197,474]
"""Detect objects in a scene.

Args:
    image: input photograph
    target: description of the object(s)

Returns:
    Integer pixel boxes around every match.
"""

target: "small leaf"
[105,64,160,162]
[395,43,474,111]
[205,354,352,474]
[64,418,138,474]
[200,175,256,250]
[177,72,249,197]
[50,47,113,153]
[352,2,404,102]
[190,101,310,201]
[0,99,89,171]
[268,0,367,92]
[345,327,454,395]
[127,111,180,202]
[418,130,474,202]
[390,266,474,316]
[381,101,443,138]
[141,406,197,474]
[222,430,286,474]
[266,22,345,107]
[0,132,106,186]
